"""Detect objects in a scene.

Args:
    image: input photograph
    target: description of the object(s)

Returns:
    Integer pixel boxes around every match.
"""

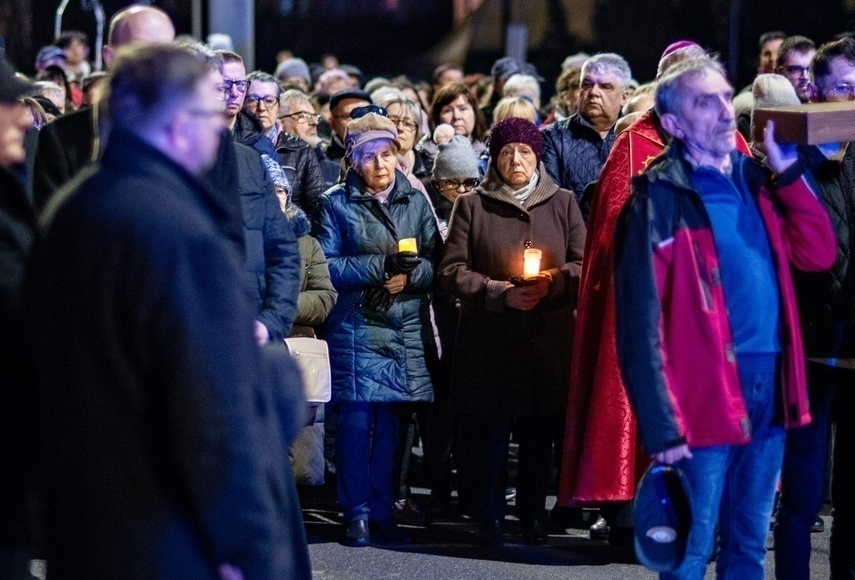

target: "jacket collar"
[645,139,765,195]
[474,161,560,212]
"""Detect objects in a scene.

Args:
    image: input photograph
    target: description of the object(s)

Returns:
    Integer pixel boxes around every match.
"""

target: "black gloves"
[363,287,393,311]
[384,252,421,275]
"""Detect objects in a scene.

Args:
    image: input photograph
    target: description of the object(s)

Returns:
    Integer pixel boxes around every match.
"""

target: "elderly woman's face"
[244,80,280,132]
[355,141,398,193]
[497,143,537,187]
[386,103,418,153]
[439,94,475,139]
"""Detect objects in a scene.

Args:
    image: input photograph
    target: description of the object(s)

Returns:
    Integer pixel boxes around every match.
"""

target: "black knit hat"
[488,117,543,166]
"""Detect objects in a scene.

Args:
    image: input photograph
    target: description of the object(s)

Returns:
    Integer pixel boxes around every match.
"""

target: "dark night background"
[3,0,854,95]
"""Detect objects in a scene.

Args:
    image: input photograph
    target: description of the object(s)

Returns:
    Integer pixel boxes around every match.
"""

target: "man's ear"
[102,45,113,70]
[621,89,632,108]
[659,112,683,139]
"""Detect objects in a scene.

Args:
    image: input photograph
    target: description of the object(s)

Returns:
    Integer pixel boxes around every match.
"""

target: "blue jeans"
[335,402,407,522]
[774,361,837,580]
[662,355,785,580]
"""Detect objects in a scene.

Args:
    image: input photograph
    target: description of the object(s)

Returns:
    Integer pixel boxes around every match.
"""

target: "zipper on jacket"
[693,241,714,310]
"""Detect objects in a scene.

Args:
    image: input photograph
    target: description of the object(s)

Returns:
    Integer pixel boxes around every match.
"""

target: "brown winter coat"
[438,163,586,416]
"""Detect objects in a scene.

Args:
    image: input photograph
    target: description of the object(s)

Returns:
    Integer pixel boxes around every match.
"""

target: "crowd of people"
[1,3,854,579]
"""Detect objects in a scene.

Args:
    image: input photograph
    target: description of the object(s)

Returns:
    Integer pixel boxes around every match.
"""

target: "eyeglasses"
[350,104,388,119]
[280,111,322,124]
[389,116,418,132]
[781,65,810,78]
[222,79,249,93]
[245,95,279,108]
[819,83,855,100]
[435,178,479,192]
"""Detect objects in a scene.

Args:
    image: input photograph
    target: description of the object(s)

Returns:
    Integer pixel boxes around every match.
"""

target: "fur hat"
[432,135,480,181]
[488,117,544,166]
[345,112,400,156]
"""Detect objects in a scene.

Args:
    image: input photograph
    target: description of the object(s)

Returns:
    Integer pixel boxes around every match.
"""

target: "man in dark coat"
[32,4,176,211]
[0,56,38,580]
[541,53,631,219]
[27,45,310,579]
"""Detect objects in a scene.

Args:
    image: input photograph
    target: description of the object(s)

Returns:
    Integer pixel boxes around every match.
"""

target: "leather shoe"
[369,519,411,546]
[478,519,504,547]
[812,516,825,533]
[521,518,549,545]
[344,519,370,547]
[589,515,610,541]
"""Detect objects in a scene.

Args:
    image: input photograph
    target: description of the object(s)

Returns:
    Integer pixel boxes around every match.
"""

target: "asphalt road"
[302,483,833,579]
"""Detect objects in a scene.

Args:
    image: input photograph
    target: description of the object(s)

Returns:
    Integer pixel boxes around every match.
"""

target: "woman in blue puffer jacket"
[314,110,438,548]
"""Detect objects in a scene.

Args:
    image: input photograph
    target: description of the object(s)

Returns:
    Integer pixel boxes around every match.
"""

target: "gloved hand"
[384,252,421,275]
[363,287,393,311]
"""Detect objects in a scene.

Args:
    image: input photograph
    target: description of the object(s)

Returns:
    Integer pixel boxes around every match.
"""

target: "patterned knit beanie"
[432,135,480,181]
[488,117,543,167]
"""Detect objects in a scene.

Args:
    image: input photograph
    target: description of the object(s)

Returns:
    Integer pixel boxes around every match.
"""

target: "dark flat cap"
[0,57,33,103]
[329,88,371,112]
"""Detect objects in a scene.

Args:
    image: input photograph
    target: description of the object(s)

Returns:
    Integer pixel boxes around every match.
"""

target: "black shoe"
[521,519,549,546]
[426,497,452,520]
[478,519,504,547]
[811,516,825,533]
[589,515,610,541]
[345,519,370,547]
[608,526,634,548]
[369,519,411,546]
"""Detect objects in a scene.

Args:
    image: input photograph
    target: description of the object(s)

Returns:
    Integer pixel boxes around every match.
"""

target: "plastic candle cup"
[523,248,542,279]
[398,238,418,253]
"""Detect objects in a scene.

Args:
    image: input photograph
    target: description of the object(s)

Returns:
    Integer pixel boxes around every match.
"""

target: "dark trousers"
[774,362,855,580]
[456,413,561,524]
[336,402,407,522]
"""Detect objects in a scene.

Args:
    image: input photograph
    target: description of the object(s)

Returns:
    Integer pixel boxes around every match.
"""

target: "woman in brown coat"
[438,117,586,546]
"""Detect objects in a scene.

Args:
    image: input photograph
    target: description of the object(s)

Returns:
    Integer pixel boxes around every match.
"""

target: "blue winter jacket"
[314,169,438,403]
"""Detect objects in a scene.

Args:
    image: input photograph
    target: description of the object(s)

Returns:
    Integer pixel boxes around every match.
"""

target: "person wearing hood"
[438,117,586,546]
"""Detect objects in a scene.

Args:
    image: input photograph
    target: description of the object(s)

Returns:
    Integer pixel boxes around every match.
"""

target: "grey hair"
[657,44,711,79]
[175,40,223,73]
[375,95,423,142]
[655,58,728,116]
[581,53,632,88]
[247,70,281,98]
[502,74,541,104]
[279,89,312,114]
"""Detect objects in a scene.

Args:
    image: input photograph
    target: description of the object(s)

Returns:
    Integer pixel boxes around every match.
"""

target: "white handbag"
[284,337,332,403]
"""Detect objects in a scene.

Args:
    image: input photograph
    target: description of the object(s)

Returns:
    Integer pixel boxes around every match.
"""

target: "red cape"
[557,110,751,505]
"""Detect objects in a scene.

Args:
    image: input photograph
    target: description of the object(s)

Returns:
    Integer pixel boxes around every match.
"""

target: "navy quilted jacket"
[314,169,437,403]
[541,113,617,214]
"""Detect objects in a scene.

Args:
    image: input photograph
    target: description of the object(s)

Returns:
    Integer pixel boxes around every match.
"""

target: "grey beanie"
[275,57,311,84]
[753,73,800,109]
[432,135,481,181]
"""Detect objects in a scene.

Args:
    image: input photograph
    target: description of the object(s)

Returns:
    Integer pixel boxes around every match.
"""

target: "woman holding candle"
[314,112,438,548]
[438,117,586,546]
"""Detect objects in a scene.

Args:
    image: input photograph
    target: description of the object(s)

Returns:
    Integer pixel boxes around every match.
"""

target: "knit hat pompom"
[488,117,543,166]
[432,135,480,181]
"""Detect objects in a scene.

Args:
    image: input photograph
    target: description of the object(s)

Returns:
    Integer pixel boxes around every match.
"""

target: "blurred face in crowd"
[578,69,626,131]
[173,70,226,175]
[386,102,419,154]
[0,101,31,167]
[64,38,90,65]
[354,140,398,192]
[661,69,736,166]
[759,38,784,74]
[496,143,537,188]
[813,57,855,103]
[439,94,475,140]
[244,80,279,132]
[778,49,816,103]
[222,60,248,119]
[434,67,463,92]
[279,99,321,145]
[330,97,369,140]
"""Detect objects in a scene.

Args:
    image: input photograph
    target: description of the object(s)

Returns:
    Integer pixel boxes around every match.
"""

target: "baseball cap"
[634,463,693,573]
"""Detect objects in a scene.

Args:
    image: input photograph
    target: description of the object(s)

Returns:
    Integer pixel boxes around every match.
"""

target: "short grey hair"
[657,44,710,79]
[279,89,312,114]
[375,95,423,142]
[247,70,280,97]
[581,53,632,89]
[174,40,223,73]
[502,74,541,104]
[655,58,728,117]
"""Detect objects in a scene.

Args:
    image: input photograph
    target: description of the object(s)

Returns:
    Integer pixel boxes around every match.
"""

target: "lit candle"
[398,238,418,253]
[523,248,541,279]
